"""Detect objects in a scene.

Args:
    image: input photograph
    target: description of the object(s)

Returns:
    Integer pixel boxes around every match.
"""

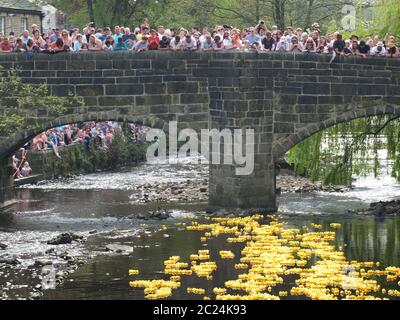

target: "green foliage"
[46,0,355,32]
[105,132,130,169]
[0,112,25,136]
[288,115,400,186]
[338,0,400,39]
[376,0,400,37]
[41,133,150,179]
[0,67,84,136]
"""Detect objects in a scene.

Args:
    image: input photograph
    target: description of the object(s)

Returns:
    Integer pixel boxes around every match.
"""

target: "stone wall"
[0,51,400,212]
[0,157,14,209]
[0,12,41,35]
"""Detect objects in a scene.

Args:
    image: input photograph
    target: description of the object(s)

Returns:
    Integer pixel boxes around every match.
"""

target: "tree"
[43,0,356,31]
[0,67,84,136]
[87,0,95,23]
[47,0,172,28]
[288,115,400,186]
[375,0,400,37]
[286,1,400,187]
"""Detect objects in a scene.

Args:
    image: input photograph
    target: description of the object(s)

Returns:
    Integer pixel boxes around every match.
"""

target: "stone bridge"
[1,51,400,212]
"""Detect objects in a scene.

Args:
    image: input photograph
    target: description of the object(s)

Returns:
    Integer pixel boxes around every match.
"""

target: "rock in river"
[47,232,84,245]
[347,200,400,216]
[149,209,171,220]
[34,259,53,267]
[105,244,133,254]
[0,243,7,250]
[0,257,20,265]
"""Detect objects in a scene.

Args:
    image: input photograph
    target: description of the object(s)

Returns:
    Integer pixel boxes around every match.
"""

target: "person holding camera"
[288,36,303,53]
[303,37,316,53]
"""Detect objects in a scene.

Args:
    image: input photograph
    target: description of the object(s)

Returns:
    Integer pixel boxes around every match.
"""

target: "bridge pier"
[0,158,16,211]
[208,130,277,213]
[209,165,277,213]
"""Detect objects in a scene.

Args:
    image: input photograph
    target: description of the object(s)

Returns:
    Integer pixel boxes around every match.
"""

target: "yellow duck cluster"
[129,279,180,299]
[129,215,400,300]
[128,269,139,275]
[219,250,235,259]
[187,288,206,295]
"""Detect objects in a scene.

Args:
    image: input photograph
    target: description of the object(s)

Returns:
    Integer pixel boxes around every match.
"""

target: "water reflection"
[2,156,400,299]
[43,215,400,300]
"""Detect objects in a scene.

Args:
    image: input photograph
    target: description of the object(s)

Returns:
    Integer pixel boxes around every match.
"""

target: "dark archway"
[0,112,167,161]
[0,112,168,209]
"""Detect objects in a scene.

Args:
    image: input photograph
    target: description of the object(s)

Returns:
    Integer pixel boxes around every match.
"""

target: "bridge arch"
[272,102,400,159]
[0,111,167,160]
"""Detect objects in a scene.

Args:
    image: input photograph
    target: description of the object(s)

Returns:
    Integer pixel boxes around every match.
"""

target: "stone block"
[105,84,144,95]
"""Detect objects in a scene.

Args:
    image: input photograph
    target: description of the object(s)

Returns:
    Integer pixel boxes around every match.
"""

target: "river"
[1,157,400,300]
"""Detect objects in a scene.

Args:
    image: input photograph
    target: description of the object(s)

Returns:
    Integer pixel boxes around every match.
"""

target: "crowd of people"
[12,121,149,179]
[0,20,399,57]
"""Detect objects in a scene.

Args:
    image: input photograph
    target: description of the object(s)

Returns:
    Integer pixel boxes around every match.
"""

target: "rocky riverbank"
[0,227,157,300]
[276,175,350,194]
[128,179,209,204]
[0,231,90,300]
[125,175,349,205]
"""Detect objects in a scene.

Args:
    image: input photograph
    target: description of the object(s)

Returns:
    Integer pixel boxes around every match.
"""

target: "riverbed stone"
[105,244,133,254]
[0,258,20,265]
[149,209,171,220]
[350,200,400,216]
[47,232,84,245]
[34,259,53,267]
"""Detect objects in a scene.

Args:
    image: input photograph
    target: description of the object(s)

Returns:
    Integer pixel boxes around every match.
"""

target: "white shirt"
[276,40,288,51]
[371,46,386,56]
[170,39,182,50]
[181,37,197,50]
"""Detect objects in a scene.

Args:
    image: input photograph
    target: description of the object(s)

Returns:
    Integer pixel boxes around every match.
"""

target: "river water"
[1,157,400,300]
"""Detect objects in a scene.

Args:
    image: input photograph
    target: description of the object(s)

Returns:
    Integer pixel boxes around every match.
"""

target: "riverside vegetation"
[34,133,150,179]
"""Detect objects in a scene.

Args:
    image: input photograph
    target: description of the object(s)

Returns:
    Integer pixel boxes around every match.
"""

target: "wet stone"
[0,258,20,265]
[47,233,84,245]
[105,244,133,254]
[350,200,400,216]
[34,259,53,267]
